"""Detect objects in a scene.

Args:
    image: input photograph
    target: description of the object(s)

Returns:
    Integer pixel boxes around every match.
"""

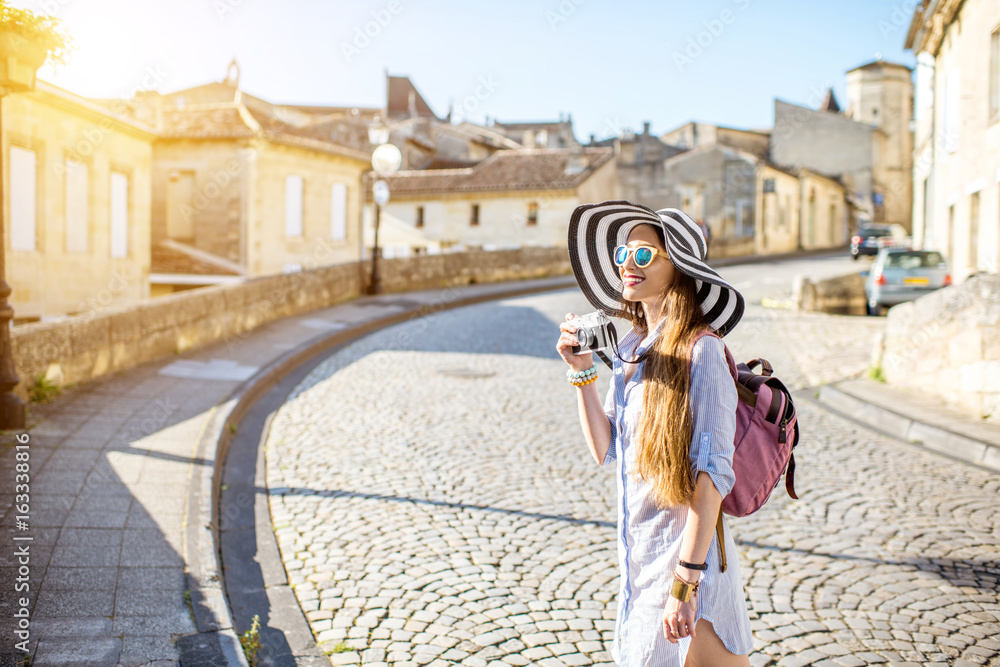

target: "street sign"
[373,180,390,206]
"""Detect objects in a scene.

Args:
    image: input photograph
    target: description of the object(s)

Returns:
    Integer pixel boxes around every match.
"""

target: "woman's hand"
[557,312,594,372]
[662,588,698,644]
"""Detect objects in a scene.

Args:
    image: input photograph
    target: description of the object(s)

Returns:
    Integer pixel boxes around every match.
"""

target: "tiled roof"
[151,241,242,276]
[158,106,255,139]
[373,147,613,197]
[244,107,372,155]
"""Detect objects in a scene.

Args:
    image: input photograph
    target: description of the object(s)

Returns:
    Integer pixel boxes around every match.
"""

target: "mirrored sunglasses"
[613,244,662,268]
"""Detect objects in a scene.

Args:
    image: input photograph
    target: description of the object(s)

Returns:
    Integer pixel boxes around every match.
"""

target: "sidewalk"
[0,276,574,667]
[816,378,1000,473]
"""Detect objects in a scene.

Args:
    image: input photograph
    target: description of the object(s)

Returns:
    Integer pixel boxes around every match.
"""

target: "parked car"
[851,225,896,259]
[864,248,951,315]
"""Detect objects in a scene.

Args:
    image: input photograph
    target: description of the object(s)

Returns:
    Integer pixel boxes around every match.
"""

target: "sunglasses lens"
[614,246,628,265]
[635,247,653,267]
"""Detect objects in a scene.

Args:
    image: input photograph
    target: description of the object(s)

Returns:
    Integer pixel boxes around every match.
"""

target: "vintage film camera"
[569,311,616,355]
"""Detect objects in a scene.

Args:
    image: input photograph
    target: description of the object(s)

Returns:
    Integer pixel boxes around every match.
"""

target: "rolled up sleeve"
[687,336,738,497]
[601,374,618,465]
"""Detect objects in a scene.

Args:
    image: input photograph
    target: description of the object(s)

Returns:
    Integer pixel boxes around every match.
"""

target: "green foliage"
[867,365,887,384]
[330,641,351,654]
[28,372,60,403]
[0,1,72,65]
[239,614,261,667]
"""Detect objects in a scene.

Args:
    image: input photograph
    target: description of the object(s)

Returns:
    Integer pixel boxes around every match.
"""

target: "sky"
[20,0,918,140]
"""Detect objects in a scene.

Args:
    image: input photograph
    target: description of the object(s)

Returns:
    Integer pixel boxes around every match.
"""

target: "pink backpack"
[692,331,800,570]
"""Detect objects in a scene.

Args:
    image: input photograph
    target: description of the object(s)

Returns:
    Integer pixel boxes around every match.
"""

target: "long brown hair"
[619,228,710,508]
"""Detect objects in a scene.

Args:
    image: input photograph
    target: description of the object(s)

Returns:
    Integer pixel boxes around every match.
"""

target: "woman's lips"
[623,275,645,287]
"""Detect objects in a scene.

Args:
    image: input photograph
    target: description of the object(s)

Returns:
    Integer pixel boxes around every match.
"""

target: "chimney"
[589,133,595,145]
[565,142,588,175]
[643,121,651,135]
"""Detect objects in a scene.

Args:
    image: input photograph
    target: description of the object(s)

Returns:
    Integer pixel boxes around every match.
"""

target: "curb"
[816,384,1000,473]
[708,246,849,269]
[209,276,577,664]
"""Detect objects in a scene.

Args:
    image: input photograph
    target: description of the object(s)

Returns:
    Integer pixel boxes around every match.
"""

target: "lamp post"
[366,115,401,295]
[0,24,54,430]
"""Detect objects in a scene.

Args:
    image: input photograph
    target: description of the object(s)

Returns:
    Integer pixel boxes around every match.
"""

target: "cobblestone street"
[265,288,1000,667]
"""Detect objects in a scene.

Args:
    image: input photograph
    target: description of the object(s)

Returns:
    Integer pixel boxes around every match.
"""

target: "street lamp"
[0,17,60,430]
[366,115,401,295]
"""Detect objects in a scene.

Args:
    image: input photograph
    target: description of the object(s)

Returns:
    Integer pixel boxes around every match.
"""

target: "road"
[264,255,999,667]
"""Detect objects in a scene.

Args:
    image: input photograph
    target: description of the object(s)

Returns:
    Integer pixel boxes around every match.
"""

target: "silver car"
[864,248,951,316]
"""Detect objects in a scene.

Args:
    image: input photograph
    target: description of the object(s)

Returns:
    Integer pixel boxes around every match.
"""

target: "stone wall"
[794,272,867,315]
[12,248,572,398]
[875,274,1000,421]
[708,237,755,260]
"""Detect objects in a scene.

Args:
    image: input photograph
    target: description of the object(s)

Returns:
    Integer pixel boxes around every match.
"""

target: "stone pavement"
[265,291,1000,666]
[0,277,575,667]
[2,265,998,667]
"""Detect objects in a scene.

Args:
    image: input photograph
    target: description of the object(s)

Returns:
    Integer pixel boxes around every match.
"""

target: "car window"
[861,228,891,238]
[883,251,946,269]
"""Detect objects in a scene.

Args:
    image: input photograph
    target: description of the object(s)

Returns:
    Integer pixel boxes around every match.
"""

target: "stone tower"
[846,60,914,229]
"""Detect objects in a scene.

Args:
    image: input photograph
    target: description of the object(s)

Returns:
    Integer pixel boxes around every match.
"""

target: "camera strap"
[598,322,660,371]
[594,324,650,370]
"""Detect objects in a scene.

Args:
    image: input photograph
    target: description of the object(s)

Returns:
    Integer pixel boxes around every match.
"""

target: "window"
[415,206,424,228]
[110,172,129,258]
[65,159,89,253]
[285,175,303,237]
[527,202,538,226]
[470,203,480,226]
[331,182,347,240]
[990,28,1000,120]
[10,146,36,251]
[884,251,946,269]
[970,191,980,269]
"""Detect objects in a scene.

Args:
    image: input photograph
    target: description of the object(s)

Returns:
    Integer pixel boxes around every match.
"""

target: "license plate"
[903,277,929,285]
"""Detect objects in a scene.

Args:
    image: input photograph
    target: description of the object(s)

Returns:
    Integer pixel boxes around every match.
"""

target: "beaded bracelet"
[567,366,597,387]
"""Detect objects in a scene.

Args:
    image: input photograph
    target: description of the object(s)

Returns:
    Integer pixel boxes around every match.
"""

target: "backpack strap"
[745,358,774,376]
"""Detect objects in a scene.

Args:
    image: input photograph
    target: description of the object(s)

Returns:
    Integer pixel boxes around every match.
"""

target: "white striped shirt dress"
[601,324,755,665]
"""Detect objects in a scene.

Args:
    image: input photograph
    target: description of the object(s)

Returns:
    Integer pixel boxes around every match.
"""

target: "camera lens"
[578,329,593,347]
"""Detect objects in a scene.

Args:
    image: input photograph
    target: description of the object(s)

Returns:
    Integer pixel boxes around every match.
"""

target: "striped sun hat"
[567,200,745,337]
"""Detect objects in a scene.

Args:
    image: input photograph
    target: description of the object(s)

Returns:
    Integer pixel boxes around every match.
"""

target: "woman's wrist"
[675,564,702,582]
[567,365,598,387]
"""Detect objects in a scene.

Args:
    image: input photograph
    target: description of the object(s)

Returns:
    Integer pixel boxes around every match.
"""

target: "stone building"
[123,62,372,285]
[588,122,685,207]
[366,147,615,256]
[845,61,914,227]
[770,61,913,229]
[906,0,1000,282]
[660,122,770,159]
[586,118,849,257]
[4,80,156,322]
[492,116,577,149]
[755,165,850,255]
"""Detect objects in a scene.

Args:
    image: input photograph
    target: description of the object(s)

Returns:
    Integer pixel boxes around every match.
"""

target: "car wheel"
[852,254,859,261]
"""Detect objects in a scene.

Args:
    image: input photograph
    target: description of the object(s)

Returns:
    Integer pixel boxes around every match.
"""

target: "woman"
[557,201,753,666]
